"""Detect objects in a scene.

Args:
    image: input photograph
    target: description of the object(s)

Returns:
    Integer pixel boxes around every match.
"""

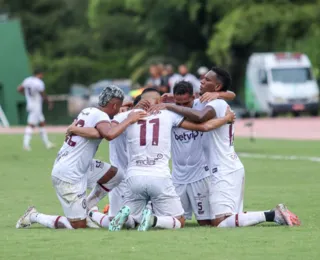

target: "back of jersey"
[22,76,45,111]
[51,107,110,183]
[126,110,184,178]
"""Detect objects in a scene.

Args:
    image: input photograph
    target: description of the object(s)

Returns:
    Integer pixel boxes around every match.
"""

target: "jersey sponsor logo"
[173,130,203,143]
[204,166,209,171]
[229,153,239,160]
[135,154,163,166]
[81,111,90,116]
[77,191,86,199]
[56,151,69,162]
[212,167,218,174]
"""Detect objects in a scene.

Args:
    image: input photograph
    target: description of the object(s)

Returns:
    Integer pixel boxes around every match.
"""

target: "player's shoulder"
[206,98,228,108]
[81,107,109,118]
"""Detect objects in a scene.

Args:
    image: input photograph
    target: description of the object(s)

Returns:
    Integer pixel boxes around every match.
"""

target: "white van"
[245,52,319,116]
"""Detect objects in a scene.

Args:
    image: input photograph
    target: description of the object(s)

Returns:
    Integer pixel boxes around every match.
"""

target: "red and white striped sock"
[30,213,73,229]
[155,216,182,229]
[217,212,266,228]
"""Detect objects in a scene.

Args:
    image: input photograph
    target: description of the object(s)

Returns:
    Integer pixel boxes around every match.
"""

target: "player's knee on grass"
[197,219,211,226]
[211,213,232,227]
[69,218,87,229]
[177,216,185,228]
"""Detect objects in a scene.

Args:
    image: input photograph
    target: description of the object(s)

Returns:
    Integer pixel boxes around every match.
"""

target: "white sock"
[23,126,33,147]
[90,211,110,228]
[30,213,73,229]
[155,216,182,229]
[218,212,266,228]
[90,211,135,229]
[39,127,50,147]
[87,183,109,210]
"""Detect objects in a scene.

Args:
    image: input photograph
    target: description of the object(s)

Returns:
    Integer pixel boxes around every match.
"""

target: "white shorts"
[174,176,211,220]
[123,175,184,223]
[87,159,112,190]
[52,176,87,221]
[209,168,245,219]
[27,110,45,125]
[108,180,127,217]
[52,159,113,220]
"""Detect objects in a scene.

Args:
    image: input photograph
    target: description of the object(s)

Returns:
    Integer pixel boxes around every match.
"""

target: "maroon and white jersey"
[204,99,244,173]
[126,110,184,178]
[171,99,210,184]
[108,111,131,175]
[51,107,110,183]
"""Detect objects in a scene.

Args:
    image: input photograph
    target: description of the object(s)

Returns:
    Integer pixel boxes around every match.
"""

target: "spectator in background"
[197,66,209,80]
[160,64,182,94]
[177,64,200,96]
[145,64,162,87]
[166,64,183,93]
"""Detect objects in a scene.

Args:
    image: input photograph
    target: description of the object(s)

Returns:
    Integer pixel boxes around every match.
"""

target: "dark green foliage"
[2,0,320,93]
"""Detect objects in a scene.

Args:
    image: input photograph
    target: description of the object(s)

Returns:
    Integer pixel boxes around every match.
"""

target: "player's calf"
[16,206,74,229]
[212,204,301,228]
[87,166,123,210]
[138,209,185,231]
[69,219,87,229]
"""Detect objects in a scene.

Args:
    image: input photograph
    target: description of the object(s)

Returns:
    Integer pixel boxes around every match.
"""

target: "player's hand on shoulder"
[127,110,148,124]
[135,99,151,110]
[161,93,174,103]
[199,92,220,103]
[66,119,77,136]
[147,103,167,114]
[225,106,236,124]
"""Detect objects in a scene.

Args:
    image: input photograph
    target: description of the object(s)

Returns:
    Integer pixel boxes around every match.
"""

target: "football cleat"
[274,204,301,226]
[137,207,154,231]
[16,206,37,229]
[109,206,130,231]
[46,142,56,149]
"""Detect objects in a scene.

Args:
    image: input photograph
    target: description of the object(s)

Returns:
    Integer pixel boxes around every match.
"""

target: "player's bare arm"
[17,85,25,95]
[96,111,147,141]
[149,103,216,123]
[199,91,236,103]
[180,106,235,132]
[66,120,101,139]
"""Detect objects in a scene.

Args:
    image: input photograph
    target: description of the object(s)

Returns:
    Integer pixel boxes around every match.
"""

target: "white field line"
[238,152,320,163]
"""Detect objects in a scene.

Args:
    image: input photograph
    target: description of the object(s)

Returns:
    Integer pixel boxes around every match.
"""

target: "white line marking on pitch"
[238,153,320,163]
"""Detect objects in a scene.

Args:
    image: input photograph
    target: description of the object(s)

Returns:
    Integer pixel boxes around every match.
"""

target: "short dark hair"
[33,68,44,75]
[211,67,231,92]
[173,81,193,95]
[133,95,141,106]
[141,87,161,96]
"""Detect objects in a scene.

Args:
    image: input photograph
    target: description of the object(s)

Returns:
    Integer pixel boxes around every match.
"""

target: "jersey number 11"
[138,118,159,146]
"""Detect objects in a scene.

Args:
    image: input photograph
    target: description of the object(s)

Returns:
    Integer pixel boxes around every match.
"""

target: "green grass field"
[1,134,320,260]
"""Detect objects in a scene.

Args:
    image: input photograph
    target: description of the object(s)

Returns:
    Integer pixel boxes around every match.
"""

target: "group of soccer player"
[16,67,301,231]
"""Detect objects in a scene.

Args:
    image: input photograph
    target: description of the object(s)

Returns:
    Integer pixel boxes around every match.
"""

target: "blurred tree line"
[2,0,320,95]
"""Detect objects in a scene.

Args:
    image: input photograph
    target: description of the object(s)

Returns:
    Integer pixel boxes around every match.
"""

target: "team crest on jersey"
[82,199,87,209]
